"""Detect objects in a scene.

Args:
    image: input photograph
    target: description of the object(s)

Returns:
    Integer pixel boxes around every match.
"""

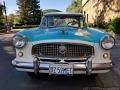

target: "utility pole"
[3,1,9,32]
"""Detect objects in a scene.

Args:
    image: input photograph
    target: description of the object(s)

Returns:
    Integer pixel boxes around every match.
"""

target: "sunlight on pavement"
[3,46,15,55]
[0,34,14,42]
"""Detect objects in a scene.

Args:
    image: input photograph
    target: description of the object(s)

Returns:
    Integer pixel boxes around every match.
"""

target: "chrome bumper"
[12,59,112,75]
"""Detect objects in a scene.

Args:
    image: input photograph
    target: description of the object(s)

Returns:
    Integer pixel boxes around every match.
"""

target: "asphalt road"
[0,34,120,90]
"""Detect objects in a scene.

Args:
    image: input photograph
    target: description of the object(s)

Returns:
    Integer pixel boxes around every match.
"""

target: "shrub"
[95,18,120,34]
[97,22,108,29]
[88,23,93,27]
[107,23,115,32]
[13,25,39,29]
[111,18,120,34]
[0,26,6,31]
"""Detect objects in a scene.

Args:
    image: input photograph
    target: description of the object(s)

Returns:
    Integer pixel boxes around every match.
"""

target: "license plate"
[49,64,73,75]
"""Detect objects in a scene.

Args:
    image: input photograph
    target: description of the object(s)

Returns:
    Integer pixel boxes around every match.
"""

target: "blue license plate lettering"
[49,64,73,75]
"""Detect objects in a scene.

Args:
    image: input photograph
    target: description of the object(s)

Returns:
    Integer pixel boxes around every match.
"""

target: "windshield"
[40,15,84,28]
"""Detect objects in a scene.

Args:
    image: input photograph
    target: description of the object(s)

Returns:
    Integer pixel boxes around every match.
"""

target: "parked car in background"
[12,12,115,77]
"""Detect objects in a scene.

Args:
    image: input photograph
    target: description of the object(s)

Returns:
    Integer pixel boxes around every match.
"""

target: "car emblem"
[59,45,66,54]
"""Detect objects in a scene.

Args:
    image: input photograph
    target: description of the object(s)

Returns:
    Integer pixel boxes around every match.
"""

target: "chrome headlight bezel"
[12,35,27,49]
[100,35,115,50]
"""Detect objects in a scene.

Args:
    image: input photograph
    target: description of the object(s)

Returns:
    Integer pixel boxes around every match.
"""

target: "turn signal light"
[18,52,23,57]
[103,53,109,59]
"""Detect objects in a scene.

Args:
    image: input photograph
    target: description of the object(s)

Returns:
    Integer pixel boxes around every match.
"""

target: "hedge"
[13,25,39,29]
[0,26,6,31]
[88,17,120,34]
[112,18,120,34]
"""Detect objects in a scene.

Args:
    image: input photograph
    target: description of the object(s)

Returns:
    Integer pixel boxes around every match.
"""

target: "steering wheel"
[67,21,77,25]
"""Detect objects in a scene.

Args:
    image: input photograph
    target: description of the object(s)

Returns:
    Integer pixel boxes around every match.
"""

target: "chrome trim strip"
[32,39,95,46]
[37,57,88,60]
[16,68,110,74]
[12,60,112,73]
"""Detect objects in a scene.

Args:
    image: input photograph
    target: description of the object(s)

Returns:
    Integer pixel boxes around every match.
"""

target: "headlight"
[100,35,115,50]
[13,35,27,49]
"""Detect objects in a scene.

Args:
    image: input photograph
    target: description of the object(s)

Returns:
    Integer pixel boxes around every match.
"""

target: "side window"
[48,17,54,27]
[41,17,47,27]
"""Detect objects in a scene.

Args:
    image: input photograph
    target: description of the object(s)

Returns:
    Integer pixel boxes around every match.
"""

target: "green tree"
[7,13,15,23]
[17,0,41,25]
[0,3,4,22]
[14,15,21,24]
[66,0,82,13]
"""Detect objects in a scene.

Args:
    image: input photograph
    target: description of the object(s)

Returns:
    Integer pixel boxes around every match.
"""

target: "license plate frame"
[49,63,73,75]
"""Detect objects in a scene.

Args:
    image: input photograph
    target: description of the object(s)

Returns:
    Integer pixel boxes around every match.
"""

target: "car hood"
[17,26,107,43]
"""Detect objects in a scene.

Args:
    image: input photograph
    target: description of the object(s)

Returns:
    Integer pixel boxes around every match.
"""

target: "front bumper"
[12,59,112,75]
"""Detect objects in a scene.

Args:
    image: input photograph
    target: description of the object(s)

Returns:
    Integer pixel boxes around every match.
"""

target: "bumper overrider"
[12,57,112,75]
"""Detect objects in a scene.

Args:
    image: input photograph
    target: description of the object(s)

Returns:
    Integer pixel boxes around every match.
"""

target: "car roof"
[44,12,83,17]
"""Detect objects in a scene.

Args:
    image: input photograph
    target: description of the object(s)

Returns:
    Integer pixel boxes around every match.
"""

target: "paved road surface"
[0,34,120,90]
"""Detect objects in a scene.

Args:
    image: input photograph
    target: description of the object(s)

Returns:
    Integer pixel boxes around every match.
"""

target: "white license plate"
[49,64,73,75]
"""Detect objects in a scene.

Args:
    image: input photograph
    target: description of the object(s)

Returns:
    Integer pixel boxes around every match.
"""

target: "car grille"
[32,43,94,59]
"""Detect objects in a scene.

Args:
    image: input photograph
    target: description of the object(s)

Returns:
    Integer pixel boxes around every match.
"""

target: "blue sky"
[0,0,72,15]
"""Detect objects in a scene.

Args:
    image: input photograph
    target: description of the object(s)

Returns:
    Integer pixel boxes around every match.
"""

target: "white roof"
[44,12,83,16]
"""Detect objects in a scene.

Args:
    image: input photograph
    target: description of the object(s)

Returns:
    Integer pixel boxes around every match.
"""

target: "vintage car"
[12,12,115,77]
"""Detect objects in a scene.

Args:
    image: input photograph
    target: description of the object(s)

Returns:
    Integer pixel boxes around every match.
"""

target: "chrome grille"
[32,43,94,58]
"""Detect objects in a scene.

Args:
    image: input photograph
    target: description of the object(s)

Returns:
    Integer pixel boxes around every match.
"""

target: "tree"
[7,13,15,23]
[14,15,21,24]
[66,0,82,13]
[0,3,4,22]
[94,0,120,24]
[17,0,42,25]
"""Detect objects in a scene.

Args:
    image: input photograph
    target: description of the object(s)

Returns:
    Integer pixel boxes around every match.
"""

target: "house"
[82,0,120,24]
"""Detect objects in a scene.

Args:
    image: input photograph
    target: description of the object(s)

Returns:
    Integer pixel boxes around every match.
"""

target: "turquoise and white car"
[12,12,115,77]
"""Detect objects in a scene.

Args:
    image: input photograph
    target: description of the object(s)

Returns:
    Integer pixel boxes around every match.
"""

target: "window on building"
[84,11,86,16]
[87,14,88,23]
